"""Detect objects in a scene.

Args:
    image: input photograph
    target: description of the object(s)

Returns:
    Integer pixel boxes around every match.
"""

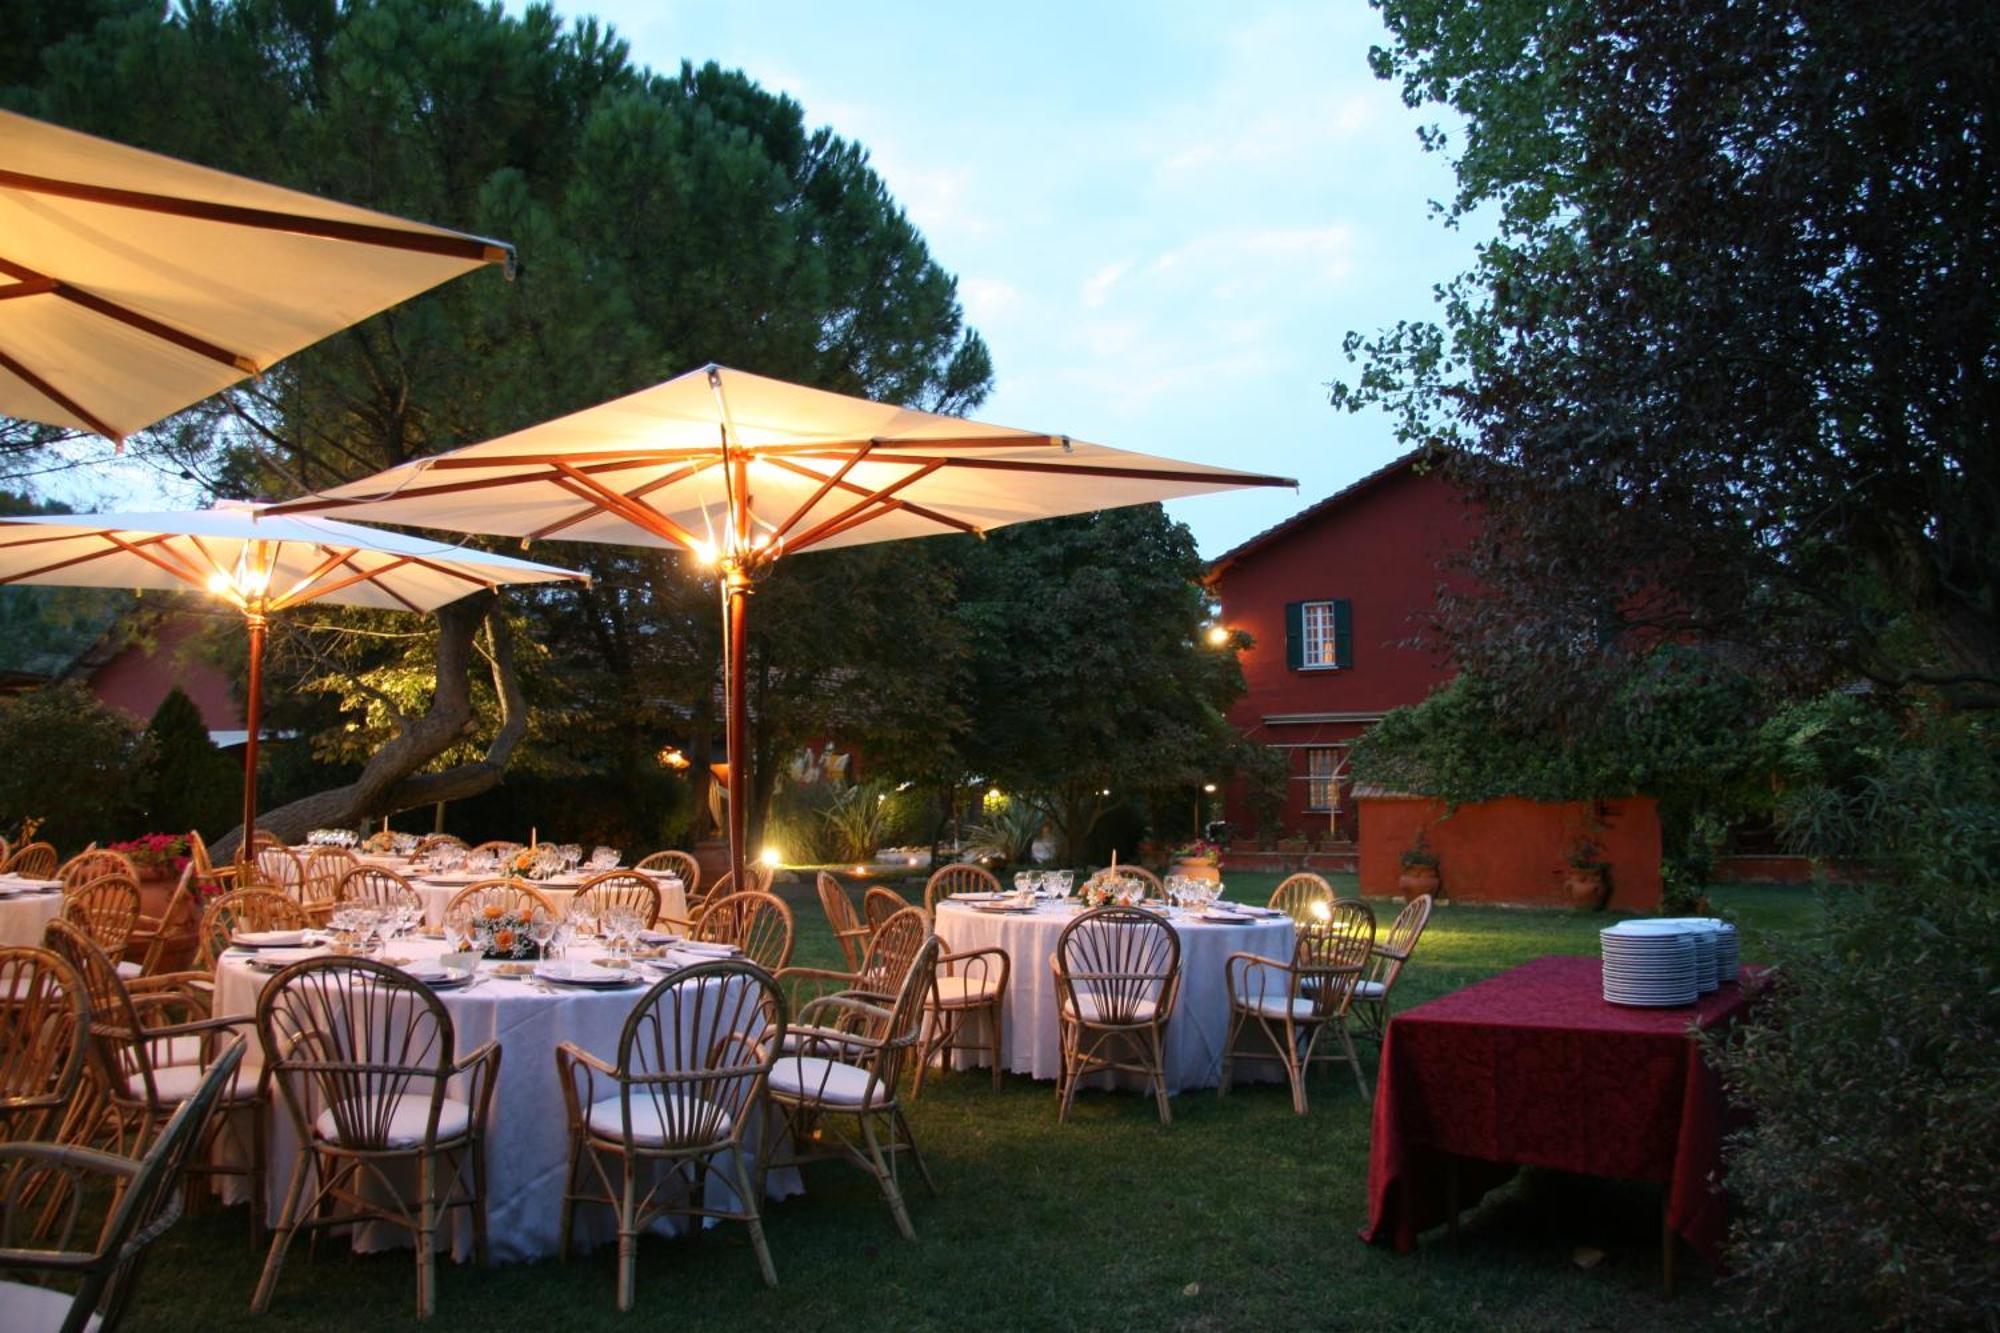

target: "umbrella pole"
[241,612,266,851]
[724,567,751,894]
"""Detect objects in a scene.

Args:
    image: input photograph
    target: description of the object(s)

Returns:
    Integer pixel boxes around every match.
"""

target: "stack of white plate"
[1657,917,1740,982]
[1599,921,1700,1006]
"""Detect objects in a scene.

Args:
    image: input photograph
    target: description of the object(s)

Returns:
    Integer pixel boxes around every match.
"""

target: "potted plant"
[107,833,191,886]
[1399,834,1441,898]
[1168,837,1222,884]
[1564,839,1611,910]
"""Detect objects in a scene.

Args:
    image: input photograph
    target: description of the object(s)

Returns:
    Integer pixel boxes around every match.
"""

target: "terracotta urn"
[1565,866,1610,910]
[1398,864,1441,899]
[1169,856,1221,884]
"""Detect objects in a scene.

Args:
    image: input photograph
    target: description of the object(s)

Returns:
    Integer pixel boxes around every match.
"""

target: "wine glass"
[528,909,557,959]
[570,904,597,942]
[1053,869,1075,900]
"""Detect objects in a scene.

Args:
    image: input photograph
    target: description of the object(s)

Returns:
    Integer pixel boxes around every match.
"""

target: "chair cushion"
[142,1034,206,1068]
[931,974,1000,1007]
[0,1279,99,1333]
[1354,979,1386,1000]
[768,1055,888,1109]
[779,1023,870,1053]
[1233,992,1318,1022]
[115,960,142,979]
[1068,991,1159,1024]
[147,1058,255,1104]
[314,1093,471,1148]
[585,1094,732,1147]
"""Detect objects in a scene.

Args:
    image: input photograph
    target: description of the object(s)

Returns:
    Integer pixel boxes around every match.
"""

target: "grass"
[127,875,1818,1331]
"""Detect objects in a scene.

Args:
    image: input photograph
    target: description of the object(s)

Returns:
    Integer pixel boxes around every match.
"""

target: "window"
[1284,598,1351,671]
[1306,747,1340,811]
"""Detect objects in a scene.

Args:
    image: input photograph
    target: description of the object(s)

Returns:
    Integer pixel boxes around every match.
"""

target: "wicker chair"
[704,865,772,904]
[815,872,871,972]
[193,890,309,974]
[445,878,559,923]
[570,871,661,929]
[0,947,90,1146]
[634,849,699,894]
[4,843,58,880]
[1352,894,1434,1041]
[915,926,1010,1097]
[42,921,263,1230]
[778,905,931,1014]
[693,891,794,971]
[57,850,137,894]
[767,935,942,1239]
[923,863,1000,914]
[186,830,237,895]
[1222,907,1377,1112]
[411,834,466,858]
[252,957,500,1319]
[300,848,358,923]
[335,865,426,915]
[862,886,914,935]
[246,845,305,898]
[61,876,142,969]
[247,831,285,853]
[128,865,202,977]
[1051,906,1182,1124]
[1268,872,1338,925]
[465,840,522,861]
[1083,863,1165,901]
[557,961,786,1308]
[0,1039,245,1333]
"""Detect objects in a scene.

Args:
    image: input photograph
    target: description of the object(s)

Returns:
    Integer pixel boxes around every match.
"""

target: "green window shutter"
[1284,601,1304,670]
[1333,598,1353,669]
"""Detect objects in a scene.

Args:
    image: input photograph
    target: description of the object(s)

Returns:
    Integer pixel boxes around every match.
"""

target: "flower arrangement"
[362,830,398,854]
[108,833,191,878]
[1170,838,1221,862]
[470,905,542,960]
[1400,834,1440,869]
[509,846,560,880]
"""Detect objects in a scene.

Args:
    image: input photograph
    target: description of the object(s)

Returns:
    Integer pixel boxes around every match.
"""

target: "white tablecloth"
[412,874,687,928]
[932,901,1295,1093]
[0,881,64,947]
[212,935,797,1263]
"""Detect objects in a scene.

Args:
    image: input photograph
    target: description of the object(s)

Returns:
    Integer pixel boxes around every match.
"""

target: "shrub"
[1703,715,2000,1327]
[819,781,904,864]
[0,683,149,850]
[140,686,240,841]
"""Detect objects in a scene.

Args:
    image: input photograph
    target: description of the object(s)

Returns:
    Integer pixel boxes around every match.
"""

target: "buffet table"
[933,900,1294,1092]
[1360,954,1763,1278]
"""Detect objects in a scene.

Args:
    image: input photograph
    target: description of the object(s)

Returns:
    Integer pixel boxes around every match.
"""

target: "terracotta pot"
[127,871,199,971]
[1169,857,1221,884]
[1398,864,1441,898]
[1565,866,1610,910]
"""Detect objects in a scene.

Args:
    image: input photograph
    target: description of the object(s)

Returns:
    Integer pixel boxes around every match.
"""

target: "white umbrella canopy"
[0,109,512,444]
[0,501,586,844]
[272,363,1295,888]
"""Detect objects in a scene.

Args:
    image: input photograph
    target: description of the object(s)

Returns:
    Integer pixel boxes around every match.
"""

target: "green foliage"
[139,686,240,840]
[1703,713,2000,1327]
[964,794,1043,865]
[0,683,149,849]
[817,781,905,865]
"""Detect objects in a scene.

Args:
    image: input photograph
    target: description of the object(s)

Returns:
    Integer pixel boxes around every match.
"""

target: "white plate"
[534,961,639,988]
[234,930,307,948]
[973,903,1037,914]
[1200,911,1254,924]
[247,947,330,972]
[951,892,1007,902]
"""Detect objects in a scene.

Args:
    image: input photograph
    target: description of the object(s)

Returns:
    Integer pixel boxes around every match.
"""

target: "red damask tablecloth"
[1360,954,1763,1264]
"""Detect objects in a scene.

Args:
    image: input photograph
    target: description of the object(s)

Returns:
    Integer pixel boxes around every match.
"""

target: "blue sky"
[582,0,1482,558]
[83,1,1479,560]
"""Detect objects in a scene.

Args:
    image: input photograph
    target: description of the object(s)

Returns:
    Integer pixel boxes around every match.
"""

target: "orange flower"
[492,928,515,952]
[482,904,504,920]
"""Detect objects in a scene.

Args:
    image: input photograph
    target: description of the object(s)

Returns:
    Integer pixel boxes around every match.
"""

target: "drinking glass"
[570,905,597,941]
[528,909,557,958]
[1054,870,1074,899]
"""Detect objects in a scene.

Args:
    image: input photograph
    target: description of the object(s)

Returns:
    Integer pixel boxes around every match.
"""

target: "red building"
[1206,451,1478,862]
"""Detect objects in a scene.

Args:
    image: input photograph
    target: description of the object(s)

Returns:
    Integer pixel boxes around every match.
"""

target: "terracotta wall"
[90,611,242,733]
[1358,793,1662,911]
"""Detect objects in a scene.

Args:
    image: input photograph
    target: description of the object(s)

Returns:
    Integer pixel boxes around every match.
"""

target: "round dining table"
[932,898,1295,1093]
[0,878,66,947]
[410,872,688,929]
[211,935,799,1263]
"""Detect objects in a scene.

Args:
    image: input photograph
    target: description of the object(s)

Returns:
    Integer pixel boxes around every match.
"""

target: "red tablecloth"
[1360,954,1762,1264]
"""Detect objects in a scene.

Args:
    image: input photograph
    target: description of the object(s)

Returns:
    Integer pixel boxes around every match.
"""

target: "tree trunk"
[211,593,528,858]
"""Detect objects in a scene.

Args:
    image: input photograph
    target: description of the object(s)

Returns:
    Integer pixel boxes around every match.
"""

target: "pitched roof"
[1205,447,1437,579]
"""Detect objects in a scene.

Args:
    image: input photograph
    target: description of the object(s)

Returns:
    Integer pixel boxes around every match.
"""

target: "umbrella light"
[272,364,1295,891]
[0,502,586,846]
[0,109,511,445]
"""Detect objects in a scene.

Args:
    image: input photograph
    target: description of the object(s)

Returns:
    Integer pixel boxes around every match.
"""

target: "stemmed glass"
[570,904,597,943]
[527,908,557,959]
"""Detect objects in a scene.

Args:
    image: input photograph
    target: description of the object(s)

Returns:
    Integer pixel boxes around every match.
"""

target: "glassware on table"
[569,904,597,941]
[527,908,557,959]
[1013,871,1035,895]
[589,845,620,870]
[445,907,476,954]
[1051,869,1075,900]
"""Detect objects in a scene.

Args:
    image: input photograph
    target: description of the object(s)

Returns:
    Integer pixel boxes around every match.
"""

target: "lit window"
[1306,747,1340,811]
[1301,601,1339,668]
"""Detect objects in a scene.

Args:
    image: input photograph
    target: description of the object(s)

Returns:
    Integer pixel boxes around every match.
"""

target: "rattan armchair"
[570,871,661,929]
[635,849,700,896]
[693,891,794,971]
[444,878,558,922]
[61,876,141,971]
[335,865,426,915]
[557,960,787,1308]
[1051,906,1182,1124]
[253,956,501,1319]
[246,845,305,898]
[704,865,772,904]
[814,872,871,971]
[0,947,90,1146]
[411,834,466,858]
[4,843,58,880]
[299,848,358,923]
[1352,893,1434,1041]
[777,906,929,1016]
[767,935,942,1239]
[0,1039,244,1333]
[1268,872,1337,925]
[186,830,237,896]
[1222,907,1377,1112]
[56,850,136,894]
[861,885,914,934]
[193,890,308,974]
[1083,863,1165,901]
[923,863,1000,913]
[914,927,1010,1097]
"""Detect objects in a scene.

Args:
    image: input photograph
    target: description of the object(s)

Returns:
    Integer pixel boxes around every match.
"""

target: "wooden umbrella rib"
[759,454,979,538]
[768,441,875,544]
[0,530,201,589]
[0,255,256,373]
[0,277,57,300]
[784,461,946,552]
[527,458,719,540]
[0,168,510,267]
[271,555,418,611]
[325,553,423,614]
[266,545,360,610]
[0,345,121,441]
[848,454,1296,486]
[550,464,706,552]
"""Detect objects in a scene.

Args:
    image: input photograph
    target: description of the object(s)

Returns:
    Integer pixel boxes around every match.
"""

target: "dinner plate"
[233,930,308,948]
[247,947,331,972]
[534,961,640,988]
[951,892,1007,902]
[1200,910,1254,924]
[973,903,1036,914]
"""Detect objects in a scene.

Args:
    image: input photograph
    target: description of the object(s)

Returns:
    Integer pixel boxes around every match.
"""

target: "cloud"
[959,276,1022,321]
[1080,261,1130,309]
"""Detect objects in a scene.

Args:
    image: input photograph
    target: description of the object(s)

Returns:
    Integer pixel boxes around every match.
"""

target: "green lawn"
[129,877,1817,1331]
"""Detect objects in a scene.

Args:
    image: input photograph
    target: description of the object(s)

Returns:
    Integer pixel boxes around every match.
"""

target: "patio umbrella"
[0,108,512,445]
[270,364,1295,891]
[0,502,586,847]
